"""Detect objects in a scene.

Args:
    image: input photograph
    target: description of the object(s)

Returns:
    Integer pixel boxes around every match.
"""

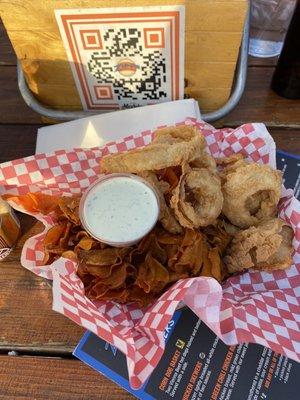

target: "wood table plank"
[0,355,133,399]
[0,215,84,353]
[0,19,16,66]
[1,63,299,127]
[218,67,300,128]
[0,125,42,163]
[270,129,300,155]
[248,55,278,67]
[0,66,42,124]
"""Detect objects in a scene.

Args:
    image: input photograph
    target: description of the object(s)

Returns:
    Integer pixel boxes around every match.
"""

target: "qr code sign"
[56,7,185,111]
[88,28,168,106]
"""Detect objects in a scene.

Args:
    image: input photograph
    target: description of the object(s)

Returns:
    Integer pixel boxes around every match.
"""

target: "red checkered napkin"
[1,118,299,389]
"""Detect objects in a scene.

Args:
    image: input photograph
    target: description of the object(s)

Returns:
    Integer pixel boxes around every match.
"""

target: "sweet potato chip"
[99,262,128,289]
[126,286,156,307]
[136,253,169,294]
[58,196,81,225]
[61,250,78,262]
[78,248,129,266]
[156,166,181,194]
[87,282,110,300]
[139,171,182,234]
[75,236,97,251]
[41,222,69,264]
[43,223,68,247]
[157,233,183,245]
[73,220,225,306]
[59,222,72,248]
[209,248,222,282]
[78,263,115,279]
[169,271,189,283]
[85,263,135,302]
[75,231,90,241]
[4,193,60,214]
[148,233,168,265]
[168,230,204,275]
[93,288,128,303]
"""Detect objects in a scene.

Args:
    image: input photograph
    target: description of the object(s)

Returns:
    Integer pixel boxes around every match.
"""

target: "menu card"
[276,150,300,200]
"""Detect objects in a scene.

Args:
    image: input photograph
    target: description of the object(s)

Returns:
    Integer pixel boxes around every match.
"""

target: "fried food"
[3,192,61,214]
[42,221,70,264]
[152,125,203,145]
[100,126,206,173]
[154,126,217,172]
[137,170,182,234]
[189,151,217,172]
[77,227,225,306]
[8,122,295,308]
[170,165,223,228]
[216,153,245,167]
[224,218,293,273]
[58,196,81,225]
[221,162,282,228]
[202,220,234,255]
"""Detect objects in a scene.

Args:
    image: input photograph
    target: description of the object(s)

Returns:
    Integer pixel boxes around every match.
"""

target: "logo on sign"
[115,58,140,77]
[176,339,186,349]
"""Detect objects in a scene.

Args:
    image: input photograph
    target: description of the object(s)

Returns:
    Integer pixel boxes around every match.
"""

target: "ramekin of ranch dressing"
[79,173,160,246]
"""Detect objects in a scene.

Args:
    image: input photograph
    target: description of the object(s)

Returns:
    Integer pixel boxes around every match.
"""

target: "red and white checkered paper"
[1,118,300,389]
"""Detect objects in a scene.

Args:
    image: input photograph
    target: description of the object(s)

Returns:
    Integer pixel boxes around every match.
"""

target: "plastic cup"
[79,173,160,247]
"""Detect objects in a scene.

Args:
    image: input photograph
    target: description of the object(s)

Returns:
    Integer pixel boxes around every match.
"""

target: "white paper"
[36,99,200,154]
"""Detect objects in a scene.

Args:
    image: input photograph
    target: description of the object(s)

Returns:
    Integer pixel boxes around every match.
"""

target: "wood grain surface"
[0,62,299,126]
[219,67,300,128]
[0,66,42,124]
[270,129,300,154]
[248,55,278,67]
[1,13,299,126]
[1,0,247,112]
[0,20,15,66]
[0,355,134,399]
[0,125,41,163]
[0,214,84,353]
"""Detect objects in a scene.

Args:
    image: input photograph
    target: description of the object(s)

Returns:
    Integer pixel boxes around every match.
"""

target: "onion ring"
[222,162,282,228]
[189,151,217,172]
[170,166,223,228]
[100,126,205,173]
[153,126,217,172]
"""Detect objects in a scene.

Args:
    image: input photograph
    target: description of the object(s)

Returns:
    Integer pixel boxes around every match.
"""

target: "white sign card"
[55,6,185,111]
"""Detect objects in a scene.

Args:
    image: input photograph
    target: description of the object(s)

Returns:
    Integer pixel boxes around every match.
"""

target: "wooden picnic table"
[0,18,300,399]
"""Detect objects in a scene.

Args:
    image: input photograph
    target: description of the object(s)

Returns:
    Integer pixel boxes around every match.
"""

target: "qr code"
[87,27,168,107]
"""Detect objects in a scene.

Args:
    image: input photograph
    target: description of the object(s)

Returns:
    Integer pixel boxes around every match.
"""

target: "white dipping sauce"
[81,175,159,245]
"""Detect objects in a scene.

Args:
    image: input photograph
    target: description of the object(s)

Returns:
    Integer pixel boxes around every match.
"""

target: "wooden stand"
[1,0,247,113]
